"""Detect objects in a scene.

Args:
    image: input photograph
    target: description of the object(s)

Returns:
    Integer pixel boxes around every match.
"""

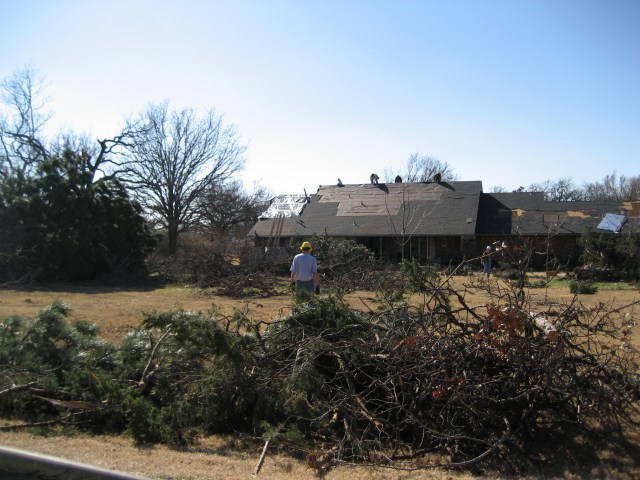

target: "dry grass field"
[0,274,639,480]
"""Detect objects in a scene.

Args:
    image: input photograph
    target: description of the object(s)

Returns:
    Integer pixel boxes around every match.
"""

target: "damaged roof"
[258,194,308,219]
[250,181,483,238]
[477,193,640,235]
[250,181,640,241]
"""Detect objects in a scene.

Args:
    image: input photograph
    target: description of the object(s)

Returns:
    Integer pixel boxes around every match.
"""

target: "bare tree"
[1,67,136,186]
[377,153,457,261]
[386,152,457,183]
[583,171,640,202]
[122,102,246,254]
[0,65,51,180]
[195,180,271,244]
[528,177,584,201]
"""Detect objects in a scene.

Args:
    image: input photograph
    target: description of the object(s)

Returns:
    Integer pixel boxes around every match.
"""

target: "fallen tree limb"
[138,326,172,392]
[252,439,270,476]
[0,381,38,397]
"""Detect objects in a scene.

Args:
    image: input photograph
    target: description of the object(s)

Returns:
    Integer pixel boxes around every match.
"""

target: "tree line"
[1,66,638,283]
[386,153,639,203]
[0,67,270,282]
[494,174,640,202]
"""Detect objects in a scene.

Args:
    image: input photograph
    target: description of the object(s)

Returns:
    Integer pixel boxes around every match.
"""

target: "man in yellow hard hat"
[290,241,321,294]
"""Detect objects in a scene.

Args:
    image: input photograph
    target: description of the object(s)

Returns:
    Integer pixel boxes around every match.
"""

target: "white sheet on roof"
[259,195,308,219]
[597,213,627,233]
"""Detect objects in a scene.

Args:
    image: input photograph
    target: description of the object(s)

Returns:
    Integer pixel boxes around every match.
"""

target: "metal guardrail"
[0,445,149,480]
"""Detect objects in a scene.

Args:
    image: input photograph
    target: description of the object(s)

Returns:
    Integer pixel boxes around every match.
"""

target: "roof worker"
[291,241,321,295]
[395,175,402,183]
[370,173,379,185]
[337,178,344,187]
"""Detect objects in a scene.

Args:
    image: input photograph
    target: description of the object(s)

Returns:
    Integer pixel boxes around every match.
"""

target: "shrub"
[0,301,120,429]
[305,234,377,291]
[579,227,640,280]
[569,279,598,294]
[117,309,258,444]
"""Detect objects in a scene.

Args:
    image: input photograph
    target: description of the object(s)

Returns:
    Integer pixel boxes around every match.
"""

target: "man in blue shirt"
[290,241,321,294]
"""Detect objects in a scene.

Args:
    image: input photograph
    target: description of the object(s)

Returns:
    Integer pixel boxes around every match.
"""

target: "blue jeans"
[296,280,315,292]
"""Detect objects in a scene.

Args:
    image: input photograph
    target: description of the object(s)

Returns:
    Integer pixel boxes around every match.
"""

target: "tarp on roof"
[597,213,627,233]
[258,195,308,219]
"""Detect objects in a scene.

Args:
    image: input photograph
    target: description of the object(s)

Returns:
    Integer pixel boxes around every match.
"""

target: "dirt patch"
[0,283,295,342]
[0,430,489,480]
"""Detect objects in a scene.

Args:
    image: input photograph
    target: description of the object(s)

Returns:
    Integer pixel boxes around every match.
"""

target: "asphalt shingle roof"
[477,193,640,235]
[250,183,640,241]
[250,181,483,238]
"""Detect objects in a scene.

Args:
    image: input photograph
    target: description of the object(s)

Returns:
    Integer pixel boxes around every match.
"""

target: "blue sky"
[1,0,638,196]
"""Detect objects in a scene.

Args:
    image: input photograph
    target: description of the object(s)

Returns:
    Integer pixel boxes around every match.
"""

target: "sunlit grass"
[546,279,638,291]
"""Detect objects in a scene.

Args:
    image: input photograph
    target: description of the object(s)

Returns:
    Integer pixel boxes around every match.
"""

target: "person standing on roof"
[291,241,321,294]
